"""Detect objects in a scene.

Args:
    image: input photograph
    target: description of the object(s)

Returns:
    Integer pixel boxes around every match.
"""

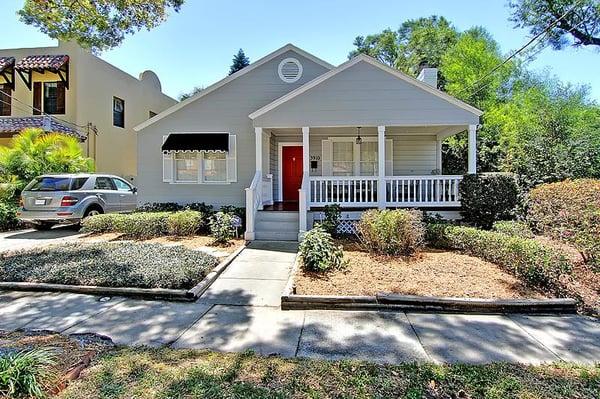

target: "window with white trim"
[202,152,227,182]
[332,141,354,176]
[175,152,198,182]
[359,142,378,176]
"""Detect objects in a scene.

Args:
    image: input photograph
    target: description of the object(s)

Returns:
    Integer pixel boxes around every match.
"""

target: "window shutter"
[385,139,393,176]
[162,135,173,182]
[56,82,66,114]
[322,139,332,175]
[0,85,10,116]
[33,82,42,115]
[227,134,237,182]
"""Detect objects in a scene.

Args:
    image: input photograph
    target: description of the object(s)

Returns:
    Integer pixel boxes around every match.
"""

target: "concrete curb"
[281,258,577,314]
[0,243,247,302]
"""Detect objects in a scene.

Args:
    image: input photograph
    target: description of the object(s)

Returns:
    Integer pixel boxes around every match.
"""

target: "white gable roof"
[134,44,334,132]
[249,54,483,120]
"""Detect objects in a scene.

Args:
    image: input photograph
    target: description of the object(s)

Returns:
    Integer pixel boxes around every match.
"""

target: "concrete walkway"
[1,241,599,365]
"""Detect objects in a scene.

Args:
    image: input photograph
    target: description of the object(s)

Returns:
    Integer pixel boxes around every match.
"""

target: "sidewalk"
[1,241,599,365]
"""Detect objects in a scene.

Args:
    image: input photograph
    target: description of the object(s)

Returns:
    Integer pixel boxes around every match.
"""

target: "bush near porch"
[527,179,600,267]
[0,241,219,289]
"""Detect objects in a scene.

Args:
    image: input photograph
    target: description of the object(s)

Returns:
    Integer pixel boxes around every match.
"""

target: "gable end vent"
[278,58,303,83]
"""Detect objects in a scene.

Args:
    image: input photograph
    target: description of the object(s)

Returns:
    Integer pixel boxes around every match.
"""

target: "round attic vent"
[278,58,303,83]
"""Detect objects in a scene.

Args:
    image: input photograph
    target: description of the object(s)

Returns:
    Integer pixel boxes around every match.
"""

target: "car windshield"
[24,177,72,192]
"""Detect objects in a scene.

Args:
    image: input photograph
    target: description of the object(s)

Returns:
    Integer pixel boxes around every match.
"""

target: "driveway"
[0,226,84,253]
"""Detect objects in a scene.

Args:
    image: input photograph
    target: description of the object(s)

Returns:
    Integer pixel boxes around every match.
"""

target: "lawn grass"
[0,241,219,289]
[58,347,600,399]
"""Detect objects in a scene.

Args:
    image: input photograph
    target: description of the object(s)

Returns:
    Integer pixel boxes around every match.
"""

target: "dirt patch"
[80,233,245,257]
[295,240,549,299]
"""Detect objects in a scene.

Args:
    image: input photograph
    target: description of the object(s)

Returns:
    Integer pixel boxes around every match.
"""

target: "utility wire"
[456,0,584,98]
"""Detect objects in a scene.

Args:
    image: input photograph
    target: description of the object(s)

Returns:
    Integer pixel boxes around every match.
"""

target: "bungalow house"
[135,44,482,241]
[0,41,176,182]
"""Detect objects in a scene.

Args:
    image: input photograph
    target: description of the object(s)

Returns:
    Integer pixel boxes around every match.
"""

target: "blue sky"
[2,0,598,100]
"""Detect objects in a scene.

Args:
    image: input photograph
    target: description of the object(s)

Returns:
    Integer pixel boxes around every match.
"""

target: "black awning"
[161,133,229,152]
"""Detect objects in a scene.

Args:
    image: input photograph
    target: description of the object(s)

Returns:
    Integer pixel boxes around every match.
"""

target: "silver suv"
[17,174,137,230]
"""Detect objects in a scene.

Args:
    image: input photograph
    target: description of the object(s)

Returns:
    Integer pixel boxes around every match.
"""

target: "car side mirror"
[131,187,138,193]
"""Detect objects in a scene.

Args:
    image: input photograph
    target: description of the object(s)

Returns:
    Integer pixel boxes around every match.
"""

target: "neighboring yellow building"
[0,41,176,182]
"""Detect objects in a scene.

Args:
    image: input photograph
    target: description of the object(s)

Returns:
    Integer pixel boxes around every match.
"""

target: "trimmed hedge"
[492,220,533,238]
[528,179,600,266]
[459,173,520,229]
[82,211,205,239]
[0,242,218,289]
[357,209,424,256]
[426,223,572,289]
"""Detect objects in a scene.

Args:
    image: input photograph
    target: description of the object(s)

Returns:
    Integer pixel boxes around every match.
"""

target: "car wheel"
[83,207,103,219]
[32,222,54,230]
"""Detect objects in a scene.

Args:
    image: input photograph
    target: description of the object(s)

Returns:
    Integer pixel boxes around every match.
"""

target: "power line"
[457,0,584,98]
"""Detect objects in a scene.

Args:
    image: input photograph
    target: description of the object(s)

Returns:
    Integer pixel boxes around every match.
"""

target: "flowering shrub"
[209,212,236,244]
[528,179,600,266]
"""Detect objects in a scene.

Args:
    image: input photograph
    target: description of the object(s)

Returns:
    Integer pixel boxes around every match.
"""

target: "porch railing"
[386,175,462,206]
[262,174,273,206]
[307,175,462,207]
[244,171,262,240]
[309,176,378,207]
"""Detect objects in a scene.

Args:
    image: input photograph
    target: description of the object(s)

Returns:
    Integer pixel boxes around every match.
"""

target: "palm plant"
[0,128,94,193]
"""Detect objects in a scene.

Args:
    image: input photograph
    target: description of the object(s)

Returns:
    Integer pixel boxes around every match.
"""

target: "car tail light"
[60,196,79,207]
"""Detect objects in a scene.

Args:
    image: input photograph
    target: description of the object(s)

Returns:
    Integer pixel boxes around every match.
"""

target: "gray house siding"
[136,50,329,207]
[253,61,480,128]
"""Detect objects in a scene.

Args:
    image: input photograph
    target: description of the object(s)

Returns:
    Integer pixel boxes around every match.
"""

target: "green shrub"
[81,213,124,234]
[82,212,168,238]
[492,220,533,238]
[459,173,520,229]
[0,348,57,398]
[220,205,245,230]
[319,204,341,236]
[356,209,424,256]
[167,210,202,236]
[528,179,600,266]
[299,226,345,272]
[426,223,572,289]
[137,202,181,212]
[0,202,19,231]
[209,212,236,244]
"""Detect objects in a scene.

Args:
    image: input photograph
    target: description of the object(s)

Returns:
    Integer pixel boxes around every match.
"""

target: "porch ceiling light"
[355,126,362,145]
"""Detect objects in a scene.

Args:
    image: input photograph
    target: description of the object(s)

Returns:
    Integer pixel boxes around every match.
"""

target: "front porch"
[245,124,477,240]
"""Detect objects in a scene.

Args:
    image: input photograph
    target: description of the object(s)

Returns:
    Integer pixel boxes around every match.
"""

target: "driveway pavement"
[0,240,599,365]
[0,226,83,253]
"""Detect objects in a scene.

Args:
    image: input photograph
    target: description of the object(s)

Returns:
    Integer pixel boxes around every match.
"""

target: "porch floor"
[263,202,299,211]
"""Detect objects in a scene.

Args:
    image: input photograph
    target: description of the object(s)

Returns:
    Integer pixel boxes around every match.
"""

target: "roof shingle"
[0,57,15,73]
[15,55,69,71]
[0,116,85,140]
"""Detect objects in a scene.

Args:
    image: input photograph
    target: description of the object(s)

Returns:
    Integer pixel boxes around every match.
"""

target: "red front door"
[282,146,303,202]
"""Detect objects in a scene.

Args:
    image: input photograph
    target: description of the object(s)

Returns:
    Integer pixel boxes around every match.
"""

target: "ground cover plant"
[0,242,219,289]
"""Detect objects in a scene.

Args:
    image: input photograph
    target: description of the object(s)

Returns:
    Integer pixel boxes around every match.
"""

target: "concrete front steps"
[254,211,299,241]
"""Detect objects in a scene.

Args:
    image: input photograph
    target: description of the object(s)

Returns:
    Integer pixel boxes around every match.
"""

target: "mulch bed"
[295,240,549,299]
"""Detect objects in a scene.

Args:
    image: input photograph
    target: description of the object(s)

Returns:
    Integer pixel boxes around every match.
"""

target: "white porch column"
[255,127,263,176]
[468,124,477,174]
[302,126,310,174]
[299,126,310,239]
[377,126,386,209]
[436,139,443,173]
